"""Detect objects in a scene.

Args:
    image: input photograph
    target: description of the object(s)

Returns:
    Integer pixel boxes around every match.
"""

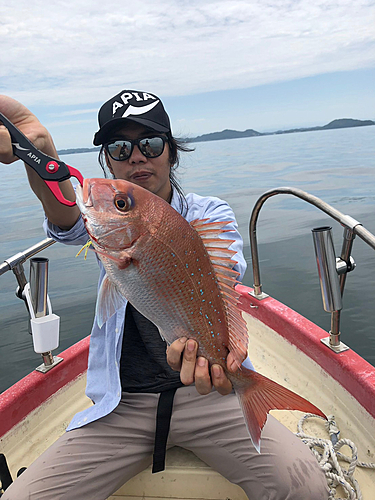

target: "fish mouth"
[75,183,85,213]
[75,180,139,253]
[75,182,93,215]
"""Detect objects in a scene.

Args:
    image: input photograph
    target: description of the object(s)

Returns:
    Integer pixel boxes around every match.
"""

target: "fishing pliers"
[0,111,84,206]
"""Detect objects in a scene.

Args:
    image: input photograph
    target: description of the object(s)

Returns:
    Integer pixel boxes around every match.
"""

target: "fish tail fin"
[231,367,326,453]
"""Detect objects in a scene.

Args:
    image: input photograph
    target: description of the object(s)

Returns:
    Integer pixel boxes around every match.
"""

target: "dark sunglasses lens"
[107,140,132,160]
[139,137,165,158]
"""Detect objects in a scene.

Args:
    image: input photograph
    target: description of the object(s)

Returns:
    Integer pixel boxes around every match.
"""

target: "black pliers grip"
[0,111,83,206]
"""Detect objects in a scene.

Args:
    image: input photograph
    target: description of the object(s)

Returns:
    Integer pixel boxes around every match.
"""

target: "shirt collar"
[170,186,184,215]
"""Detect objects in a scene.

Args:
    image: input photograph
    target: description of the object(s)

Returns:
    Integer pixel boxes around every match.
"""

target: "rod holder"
[312,227,349,353]
[312,226,342,313]
[28,257,63,372]
[30,257,49,317]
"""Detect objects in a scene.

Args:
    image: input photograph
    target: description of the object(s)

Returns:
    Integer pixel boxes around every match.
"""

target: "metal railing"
[0,238,55,282]
[249,187,375,353]
[0,238,63,372]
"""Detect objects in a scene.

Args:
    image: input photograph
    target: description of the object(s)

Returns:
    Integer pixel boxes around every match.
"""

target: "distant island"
[57,118,375,155]
[189,119,375,143]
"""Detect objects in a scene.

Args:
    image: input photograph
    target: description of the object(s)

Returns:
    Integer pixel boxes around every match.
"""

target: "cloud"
[48,109,98,117]
[44,118,94,127]
[1,0,374,107]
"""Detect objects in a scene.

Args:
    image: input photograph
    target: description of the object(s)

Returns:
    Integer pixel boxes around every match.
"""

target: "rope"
[295,414,375,500]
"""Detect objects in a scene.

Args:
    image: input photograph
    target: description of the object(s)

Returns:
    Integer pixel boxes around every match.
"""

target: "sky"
[1,0,375,149]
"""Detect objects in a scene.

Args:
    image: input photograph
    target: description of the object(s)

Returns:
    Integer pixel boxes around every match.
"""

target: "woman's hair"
[98,131,193,215]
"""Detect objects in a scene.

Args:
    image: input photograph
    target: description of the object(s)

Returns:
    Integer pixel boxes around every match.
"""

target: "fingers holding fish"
[166,337,188,372]
[0,124,14,164]
[167,338,209,388]
[0,95,53,162]
[166,338,233,395]
[226,351,242,373]
[179,339,198,386]
[198,352,238,396]
[194,357,213,395]
[210,364,233,396]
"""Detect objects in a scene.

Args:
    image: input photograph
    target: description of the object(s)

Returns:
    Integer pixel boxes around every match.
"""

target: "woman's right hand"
[0,95,80,229]
[0,95,56,164]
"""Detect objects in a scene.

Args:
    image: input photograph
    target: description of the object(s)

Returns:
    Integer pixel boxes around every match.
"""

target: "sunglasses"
[105,136,168,161]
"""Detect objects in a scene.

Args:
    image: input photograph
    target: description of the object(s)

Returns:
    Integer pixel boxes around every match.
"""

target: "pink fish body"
[76,178,325,451]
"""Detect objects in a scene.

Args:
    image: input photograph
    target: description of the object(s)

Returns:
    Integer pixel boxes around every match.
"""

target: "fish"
[75,178,326,452]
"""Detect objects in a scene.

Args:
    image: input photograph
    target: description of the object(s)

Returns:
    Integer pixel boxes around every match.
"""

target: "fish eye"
[114,195,132,212]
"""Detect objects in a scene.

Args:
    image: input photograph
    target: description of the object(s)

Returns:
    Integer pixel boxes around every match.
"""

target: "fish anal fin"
[231,368,326,452]
[96,274,125,328]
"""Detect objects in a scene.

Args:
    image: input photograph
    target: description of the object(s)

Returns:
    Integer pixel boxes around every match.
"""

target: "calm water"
[1,126,375,392]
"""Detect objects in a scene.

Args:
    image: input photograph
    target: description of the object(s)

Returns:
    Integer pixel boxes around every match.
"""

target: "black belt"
[152,387,177,473]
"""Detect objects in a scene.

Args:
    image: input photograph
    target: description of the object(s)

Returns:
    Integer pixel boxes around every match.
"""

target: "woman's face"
[104,122,172,202]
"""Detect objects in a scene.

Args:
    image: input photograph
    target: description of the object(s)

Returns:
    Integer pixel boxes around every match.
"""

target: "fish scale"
[76,178,326,452]
[123,218,230,366]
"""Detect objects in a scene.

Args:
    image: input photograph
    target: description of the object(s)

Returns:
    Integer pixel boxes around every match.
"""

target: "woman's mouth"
[131,171,153,181]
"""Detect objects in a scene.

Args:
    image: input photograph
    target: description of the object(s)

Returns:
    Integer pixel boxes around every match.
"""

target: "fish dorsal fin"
[96,274,125,328]
[190,218,249,366]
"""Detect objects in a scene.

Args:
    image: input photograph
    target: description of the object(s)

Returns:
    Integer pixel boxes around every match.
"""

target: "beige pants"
[3,386,329,500]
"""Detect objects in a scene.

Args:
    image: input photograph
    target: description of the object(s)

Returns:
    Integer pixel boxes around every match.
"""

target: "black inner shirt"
[120,303,183,393]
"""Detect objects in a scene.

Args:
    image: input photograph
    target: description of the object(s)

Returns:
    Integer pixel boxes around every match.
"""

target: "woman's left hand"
[166,338,237,395]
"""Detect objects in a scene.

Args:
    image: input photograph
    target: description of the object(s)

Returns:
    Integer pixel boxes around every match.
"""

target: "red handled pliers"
[0,111,84,206]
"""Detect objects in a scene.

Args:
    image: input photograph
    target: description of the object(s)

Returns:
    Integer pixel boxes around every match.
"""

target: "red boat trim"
[0,336,89,438]
[237,285,375,419]
[1,285,374,438]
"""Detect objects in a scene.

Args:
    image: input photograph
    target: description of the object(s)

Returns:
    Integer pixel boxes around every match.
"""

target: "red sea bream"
[75,178,326,451]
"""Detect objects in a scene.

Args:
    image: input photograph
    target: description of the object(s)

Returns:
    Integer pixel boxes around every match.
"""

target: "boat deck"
[1,294,374,499]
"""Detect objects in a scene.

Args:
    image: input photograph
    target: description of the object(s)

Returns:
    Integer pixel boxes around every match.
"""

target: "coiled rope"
[296,414,375,500]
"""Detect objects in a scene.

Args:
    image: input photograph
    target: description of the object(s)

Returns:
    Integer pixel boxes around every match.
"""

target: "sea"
[1,126,375,393]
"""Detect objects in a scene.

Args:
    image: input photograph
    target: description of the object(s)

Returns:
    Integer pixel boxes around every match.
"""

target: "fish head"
[75,178,164,253]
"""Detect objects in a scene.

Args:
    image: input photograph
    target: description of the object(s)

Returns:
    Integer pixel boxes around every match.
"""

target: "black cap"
[93,90,171,146]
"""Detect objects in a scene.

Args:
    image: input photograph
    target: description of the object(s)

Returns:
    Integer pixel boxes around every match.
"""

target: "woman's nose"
[129,145,146,163]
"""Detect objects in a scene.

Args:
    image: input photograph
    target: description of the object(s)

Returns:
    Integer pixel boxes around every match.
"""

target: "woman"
[0,90,329,499]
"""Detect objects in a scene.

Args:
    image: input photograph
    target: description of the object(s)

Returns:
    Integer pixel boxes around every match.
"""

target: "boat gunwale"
[1,284,375,439]
[238,284,375,419]
[0,336,89,438]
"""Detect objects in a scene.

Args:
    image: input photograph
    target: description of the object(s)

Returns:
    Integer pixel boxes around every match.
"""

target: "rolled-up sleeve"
[43,214,89,246]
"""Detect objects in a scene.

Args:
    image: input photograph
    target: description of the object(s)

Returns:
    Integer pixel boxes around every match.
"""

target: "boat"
[0,187,374,499]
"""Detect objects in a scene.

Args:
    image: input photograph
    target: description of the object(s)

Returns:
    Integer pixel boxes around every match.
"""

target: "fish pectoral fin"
[157,327,185,346]
[158,328,167,343]
[232,367,326,453]
[96,274,125,328]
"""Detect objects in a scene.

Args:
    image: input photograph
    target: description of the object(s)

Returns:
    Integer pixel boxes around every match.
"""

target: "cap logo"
[122,100,160,119]
[112,92,158,116]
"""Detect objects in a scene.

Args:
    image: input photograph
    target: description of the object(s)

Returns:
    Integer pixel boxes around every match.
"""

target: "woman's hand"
[166,338,239,395]
[0,95,55,164]
[0,95,79,228]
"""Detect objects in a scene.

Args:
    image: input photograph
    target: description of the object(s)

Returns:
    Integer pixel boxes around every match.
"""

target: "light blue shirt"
[44,189,252,431]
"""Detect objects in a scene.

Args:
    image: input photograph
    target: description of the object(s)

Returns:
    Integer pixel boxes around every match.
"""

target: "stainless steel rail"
[0,238,55,280]
[249,187,375,352]
[0,237,62,372]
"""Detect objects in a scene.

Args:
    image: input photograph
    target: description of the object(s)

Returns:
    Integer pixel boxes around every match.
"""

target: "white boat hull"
[1,286,374,499]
